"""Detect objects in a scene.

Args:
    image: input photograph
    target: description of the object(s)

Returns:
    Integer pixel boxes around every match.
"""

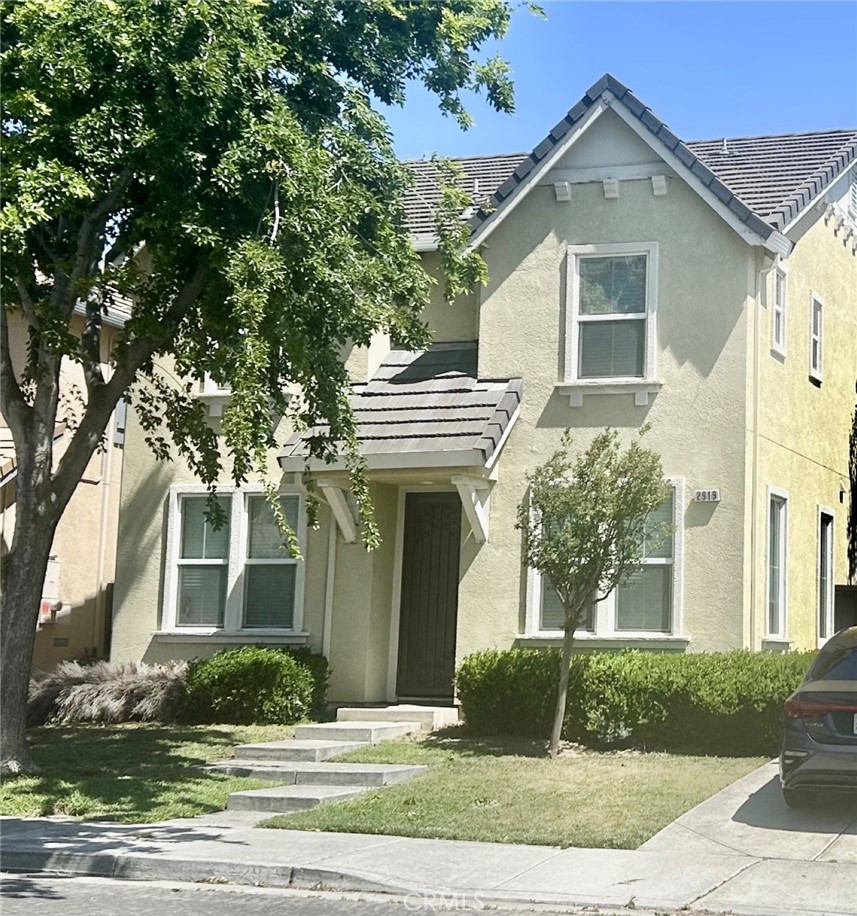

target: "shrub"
[184,646,313,725]
[280,647,330,718]
[455,649,589,739]
[455,648,815,756]
[28,661,187,726]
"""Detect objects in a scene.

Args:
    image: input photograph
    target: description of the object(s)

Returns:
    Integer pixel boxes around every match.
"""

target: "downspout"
[92,328,119,657]
[751,250,779,650]
[322,509,337,659]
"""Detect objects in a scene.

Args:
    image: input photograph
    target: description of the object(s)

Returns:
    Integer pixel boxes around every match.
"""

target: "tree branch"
[13,272,41,332]
[50,169,134,319]
[0,306,31,441]
[51,262,209,510]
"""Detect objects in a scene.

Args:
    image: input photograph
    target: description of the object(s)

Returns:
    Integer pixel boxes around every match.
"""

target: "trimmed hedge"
[455,648,815,756]
[185,646,314,725]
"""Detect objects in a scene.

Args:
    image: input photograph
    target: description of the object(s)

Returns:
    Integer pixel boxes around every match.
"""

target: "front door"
[396,492,461,701]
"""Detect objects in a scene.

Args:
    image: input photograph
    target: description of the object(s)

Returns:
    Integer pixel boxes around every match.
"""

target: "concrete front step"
[227,784,367,814]
[209,760,427,786]
[233,738,369,762]
[336,704,459,732]
[294,720,421,744]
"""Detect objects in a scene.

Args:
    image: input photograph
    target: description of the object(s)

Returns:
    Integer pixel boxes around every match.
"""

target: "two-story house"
[2,301,129,670]
[110,74,857,706]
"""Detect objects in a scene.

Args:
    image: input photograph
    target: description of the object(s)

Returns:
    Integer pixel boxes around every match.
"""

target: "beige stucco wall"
[1,312,124,670]
[750,208,857,650]
[459,169,754,660]
[110,394,329,665]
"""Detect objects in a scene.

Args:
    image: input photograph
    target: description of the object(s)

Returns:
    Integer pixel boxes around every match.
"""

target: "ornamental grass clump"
[27,660,188,726]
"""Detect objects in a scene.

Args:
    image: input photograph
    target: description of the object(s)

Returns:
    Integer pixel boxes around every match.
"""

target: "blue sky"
[382,1,857,160]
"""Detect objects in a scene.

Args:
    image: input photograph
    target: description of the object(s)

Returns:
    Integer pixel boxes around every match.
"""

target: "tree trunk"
[548,624,575,758]
[0,508,57,775]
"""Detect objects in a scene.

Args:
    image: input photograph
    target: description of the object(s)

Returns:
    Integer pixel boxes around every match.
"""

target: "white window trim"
[161,483,307,636]
[766,485,789,640]
[771,264,788,358]
[558,241,661,407]
[523,478,684,640]
[809,292,824,383]
[817,506,835,647]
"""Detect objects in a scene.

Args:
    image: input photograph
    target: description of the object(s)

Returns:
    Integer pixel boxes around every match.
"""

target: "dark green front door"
[396,492,461,701]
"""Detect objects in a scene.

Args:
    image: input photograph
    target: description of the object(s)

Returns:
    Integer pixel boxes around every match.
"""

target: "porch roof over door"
[277,342,522,472]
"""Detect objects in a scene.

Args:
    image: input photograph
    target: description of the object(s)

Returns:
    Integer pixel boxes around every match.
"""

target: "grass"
[0,723,294,823]
[265,732,767,849]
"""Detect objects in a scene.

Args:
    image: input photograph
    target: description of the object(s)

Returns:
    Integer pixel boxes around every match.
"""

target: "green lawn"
[265,733,766,849]
[0,723,294,823]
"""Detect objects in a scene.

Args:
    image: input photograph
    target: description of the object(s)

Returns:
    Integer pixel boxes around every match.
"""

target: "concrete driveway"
[642,761,857,862]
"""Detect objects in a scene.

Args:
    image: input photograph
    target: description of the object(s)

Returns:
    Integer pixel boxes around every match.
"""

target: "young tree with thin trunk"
[0,0,532,774]
[516,429,672,757]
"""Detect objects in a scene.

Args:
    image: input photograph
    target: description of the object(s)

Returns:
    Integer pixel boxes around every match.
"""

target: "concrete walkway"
[2,799,856,915]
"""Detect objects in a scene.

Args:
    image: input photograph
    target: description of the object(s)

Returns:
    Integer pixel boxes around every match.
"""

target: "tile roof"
[279,342,522,469]
[403,73,857,241]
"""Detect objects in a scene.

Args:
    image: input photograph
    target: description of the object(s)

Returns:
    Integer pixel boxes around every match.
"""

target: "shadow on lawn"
[420,727,552,759]
[11,725,241,819]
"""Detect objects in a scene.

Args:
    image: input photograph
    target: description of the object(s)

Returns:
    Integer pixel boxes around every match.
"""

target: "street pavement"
[2,762,856,916]
[0,873,676,916]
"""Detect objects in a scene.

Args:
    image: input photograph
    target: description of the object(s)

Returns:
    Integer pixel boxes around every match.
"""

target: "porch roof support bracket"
[317,479,358,544]
[451,475,490,544]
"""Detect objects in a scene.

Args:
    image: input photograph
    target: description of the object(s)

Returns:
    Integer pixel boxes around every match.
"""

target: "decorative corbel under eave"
[317,479,358,543]
[451,475,491,544]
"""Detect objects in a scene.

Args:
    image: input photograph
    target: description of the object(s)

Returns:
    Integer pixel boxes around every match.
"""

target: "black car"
[779,626,857,808]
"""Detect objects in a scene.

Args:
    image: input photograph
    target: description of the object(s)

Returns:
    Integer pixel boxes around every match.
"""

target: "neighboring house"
[110,74,857,706]
[1,301,129,671]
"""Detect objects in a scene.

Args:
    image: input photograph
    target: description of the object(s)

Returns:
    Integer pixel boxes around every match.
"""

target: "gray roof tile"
[279,342,522,468]
[403,73,856,241]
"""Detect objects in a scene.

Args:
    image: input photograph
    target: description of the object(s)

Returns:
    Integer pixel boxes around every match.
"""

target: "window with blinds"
[531,489,677,636]
[768,491,788,637]
[166,487,305,633]
[616,492,674,632]
[577,255,647,379]
[243,495,300,628]
[177,496,230,626]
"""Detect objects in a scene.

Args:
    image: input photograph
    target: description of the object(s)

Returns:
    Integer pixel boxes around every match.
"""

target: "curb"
[0,846,694,911]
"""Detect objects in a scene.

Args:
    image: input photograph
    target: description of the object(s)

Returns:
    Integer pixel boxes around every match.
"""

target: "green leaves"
[516,429,672,629]
[2,0,523,554]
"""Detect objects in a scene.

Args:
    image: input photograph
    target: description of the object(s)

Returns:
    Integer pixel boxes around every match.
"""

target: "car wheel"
[782,787,816,809]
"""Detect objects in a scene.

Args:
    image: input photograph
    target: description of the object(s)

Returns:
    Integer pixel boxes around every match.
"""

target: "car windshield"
[807,646,857,681]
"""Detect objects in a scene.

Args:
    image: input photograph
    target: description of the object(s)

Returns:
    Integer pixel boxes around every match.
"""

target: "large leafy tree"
[0,0,524,774]
[516,429,671,757]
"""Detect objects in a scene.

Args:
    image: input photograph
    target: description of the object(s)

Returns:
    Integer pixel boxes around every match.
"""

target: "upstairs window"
[809,294,824,382]
[566,242,658,385]
[772,268,787,356]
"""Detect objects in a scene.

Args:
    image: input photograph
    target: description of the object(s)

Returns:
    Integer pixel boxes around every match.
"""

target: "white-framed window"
[772,267,787,356]
[766,487,789,639]
[527,480,683,638]
[162,484,305,634]
[565,242,659,385]
[809,293,824,382]
[818,507,835,645]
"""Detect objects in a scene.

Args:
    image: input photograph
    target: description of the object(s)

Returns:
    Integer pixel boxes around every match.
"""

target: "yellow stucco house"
[1,302,128,671]
[110,74,857,706]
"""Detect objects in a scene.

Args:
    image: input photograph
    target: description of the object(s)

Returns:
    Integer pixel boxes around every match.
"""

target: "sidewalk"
[2,809,856,916]
[3,762,856,915]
